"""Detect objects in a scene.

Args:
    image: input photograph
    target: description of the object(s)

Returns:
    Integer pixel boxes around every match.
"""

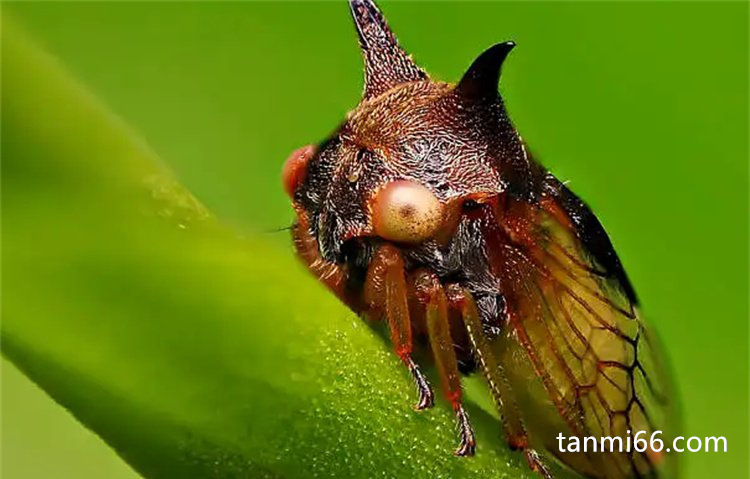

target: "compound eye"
[372,180,444,244]
[281,145,315,198]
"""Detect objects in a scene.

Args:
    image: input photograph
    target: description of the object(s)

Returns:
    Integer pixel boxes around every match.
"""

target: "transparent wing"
[481,183,678,479]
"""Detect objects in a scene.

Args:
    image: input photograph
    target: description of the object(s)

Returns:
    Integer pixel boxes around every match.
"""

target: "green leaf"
[1,18,575,479]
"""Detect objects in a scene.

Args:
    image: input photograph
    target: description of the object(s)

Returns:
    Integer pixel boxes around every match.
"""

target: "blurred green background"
[2,1,747,478]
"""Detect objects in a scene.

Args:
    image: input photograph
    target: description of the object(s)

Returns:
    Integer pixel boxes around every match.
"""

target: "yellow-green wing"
[476,183,678,479]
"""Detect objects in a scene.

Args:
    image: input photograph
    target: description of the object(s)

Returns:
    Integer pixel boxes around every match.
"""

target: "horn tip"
[455,40,517,100]
[492,40,516,57]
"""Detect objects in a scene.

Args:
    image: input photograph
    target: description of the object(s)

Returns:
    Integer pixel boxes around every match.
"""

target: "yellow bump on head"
[371,180,444,244]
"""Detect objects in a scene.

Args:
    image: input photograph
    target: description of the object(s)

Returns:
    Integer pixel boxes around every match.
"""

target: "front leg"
[412,270,476,456]
[364,244,435,410]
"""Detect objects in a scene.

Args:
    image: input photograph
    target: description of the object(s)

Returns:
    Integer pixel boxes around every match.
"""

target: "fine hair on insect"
[282,1,678,478]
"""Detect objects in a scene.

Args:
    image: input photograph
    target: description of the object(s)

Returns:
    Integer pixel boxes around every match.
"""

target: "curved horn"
[455,41,515,101]
[348,0,427,99]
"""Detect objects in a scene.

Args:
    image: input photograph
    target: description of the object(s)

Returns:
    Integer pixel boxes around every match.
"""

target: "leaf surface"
[1,18,572,479]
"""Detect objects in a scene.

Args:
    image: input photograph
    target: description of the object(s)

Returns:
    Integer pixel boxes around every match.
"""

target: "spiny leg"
[292,218,348,298]
[364,244,434,410]
[412,270,476,456]
[446,284,555,476]
[525,449,554,479]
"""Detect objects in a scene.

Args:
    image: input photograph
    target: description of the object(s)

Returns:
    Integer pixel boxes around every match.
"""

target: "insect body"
[283,1,677,477]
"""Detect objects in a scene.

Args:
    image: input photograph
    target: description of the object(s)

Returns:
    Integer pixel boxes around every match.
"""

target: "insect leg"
[446,285,555,476]
[364,244,434,410]
[412,270,476,456]
[525,449,555,479]
[292,218,348,299]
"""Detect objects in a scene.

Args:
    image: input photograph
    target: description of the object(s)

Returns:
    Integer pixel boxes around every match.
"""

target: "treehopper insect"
[283,1,678,477]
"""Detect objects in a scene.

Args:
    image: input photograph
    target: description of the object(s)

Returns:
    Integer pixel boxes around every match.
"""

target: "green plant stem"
[1,18,569,479]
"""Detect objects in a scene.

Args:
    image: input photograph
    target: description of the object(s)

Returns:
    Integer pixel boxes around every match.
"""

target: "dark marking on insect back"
[546,176,638,304]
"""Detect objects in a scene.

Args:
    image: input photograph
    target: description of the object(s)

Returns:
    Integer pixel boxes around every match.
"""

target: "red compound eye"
[282,145,315,199]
